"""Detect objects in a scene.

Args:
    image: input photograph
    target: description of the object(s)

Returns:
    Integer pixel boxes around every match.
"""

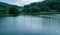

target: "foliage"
[0,0,60,15]
[9,5,20,14]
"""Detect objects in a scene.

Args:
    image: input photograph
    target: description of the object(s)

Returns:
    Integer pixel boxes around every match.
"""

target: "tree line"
[0,0,60,15]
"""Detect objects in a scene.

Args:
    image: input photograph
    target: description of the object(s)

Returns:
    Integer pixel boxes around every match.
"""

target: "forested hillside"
[0,0,60,15]
[22,0,60,14]
[0,2,22,15]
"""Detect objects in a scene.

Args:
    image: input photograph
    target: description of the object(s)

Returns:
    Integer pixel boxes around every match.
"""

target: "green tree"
[30,6,41,13]
[0,8,8,14]
[57,6,60,12]
[9,5,20,14]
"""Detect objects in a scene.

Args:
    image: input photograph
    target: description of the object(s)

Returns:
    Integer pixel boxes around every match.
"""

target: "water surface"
[0,15,60,35]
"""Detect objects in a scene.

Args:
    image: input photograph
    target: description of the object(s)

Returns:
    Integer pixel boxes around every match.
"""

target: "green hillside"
[0,0,60,15]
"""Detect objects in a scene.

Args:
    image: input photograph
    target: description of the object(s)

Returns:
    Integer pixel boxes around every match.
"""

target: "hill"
[0,2,11,8]
[22,0,60,14]
[0,2,22,15]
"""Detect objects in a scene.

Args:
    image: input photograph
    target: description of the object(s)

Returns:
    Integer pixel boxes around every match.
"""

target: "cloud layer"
[0,0,44,6]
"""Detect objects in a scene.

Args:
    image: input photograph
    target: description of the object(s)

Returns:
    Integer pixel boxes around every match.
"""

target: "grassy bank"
[37,12,60,15]
[23,12,60,15]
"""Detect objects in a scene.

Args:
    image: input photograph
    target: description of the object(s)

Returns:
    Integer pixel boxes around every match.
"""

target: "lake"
[0,14,60,35]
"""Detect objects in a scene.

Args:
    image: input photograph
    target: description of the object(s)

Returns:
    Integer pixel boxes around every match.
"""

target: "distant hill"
[0,2,12,8]
[45,0,60,2]
[0,0,60,15]
[23,0,60,12]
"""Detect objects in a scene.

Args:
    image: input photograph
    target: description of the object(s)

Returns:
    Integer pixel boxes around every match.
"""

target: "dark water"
[0,15,60,35]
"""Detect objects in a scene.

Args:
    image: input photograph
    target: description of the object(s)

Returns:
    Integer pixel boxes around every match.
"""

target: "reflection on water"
[0,15,60,35]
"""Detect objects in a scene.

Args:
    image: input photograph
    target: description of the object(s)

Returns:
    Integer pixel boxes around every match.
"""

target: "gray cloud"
[0,0,44,6]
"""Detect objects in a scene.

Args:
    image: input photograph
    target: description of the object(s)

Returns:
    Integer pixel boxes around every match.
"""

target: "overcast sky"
[0,0,44,6]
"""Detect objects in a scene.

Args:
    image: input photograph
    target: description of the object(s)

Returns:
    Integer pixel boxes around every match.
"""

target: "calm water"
[0,14,60,35]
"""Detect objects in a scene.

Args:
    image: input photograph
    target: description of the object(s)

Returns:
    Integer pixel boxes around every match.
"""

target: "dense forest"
[0,0,60,15]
